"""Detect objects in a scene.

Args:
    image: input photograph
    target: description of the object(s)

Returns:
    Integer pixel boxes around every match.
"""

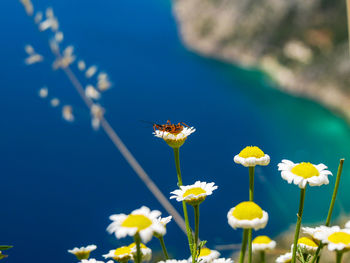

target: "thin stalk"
[194,205,200,262]
[291,187,306,263]
[173,147,183,185]
[239,229,248,263]
[311,159,344,263]
[247,228,253,263]
[134,233,142,263]
[326,159,344,226]
[249,166,255,201]
[158,236,169,260]
[260,251,266,263]
[336,251,344,263]
[47,48,189,236]
[173,147,193,258]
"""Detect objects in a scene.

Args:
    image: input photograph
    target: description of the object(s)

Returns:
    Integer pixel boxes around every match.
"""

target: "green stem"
[158,236,169,260]
[247,228,253,263]
[326,159,344,226]
[239,229,248,263]
[260,251,266,263]
[311,159,344,263]
[336,251,344,263]
[134,233,142,263]
[194,205,200,262]
[173,147,183,185]
[291,187,306,263]
[249,166,255,201]
[173,147,193,259]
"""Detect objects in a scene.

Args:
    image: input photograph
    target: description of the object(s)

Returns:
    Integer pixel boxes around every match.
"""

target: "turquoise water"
[1,0,350,262]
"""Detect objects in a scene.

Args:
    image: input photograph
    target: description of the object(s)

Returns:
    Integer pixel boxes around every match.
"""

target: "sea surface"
[1,0,350,262]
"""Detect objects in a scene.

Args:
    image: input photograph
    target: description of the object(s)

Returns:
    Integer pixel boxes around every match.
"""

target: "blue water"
[1,0,350,262]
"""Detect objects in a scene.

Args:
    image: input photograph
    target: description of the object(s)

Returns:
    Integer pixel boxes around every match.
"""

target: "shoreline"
[172,0,350,122]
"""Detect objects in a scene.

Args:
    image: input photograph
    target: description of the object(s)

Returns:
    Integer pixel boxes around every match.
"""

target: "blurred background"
[1,0,350,262]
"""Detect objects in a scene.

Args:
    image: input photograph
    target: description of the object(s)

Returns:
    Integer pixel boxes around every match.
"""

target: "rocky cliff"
[173,0,350,119]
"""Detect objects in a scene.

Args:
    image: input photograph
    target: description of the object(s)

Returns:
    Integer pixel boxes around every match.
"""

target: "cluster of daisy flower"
[66,122,346,263]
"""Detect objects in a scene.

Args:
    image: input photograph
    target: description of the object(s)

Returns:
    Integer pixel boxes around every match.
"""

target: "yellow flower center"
[115,247,132,256]
[199,248,211,257]
[328,232,350,244]
[232,201,263,220]
[253,236,272,244]
[121,215,152,231]
[298,237,318,247]
[291,163,319,179]
[238,146,265,158]
[183,187,206,198]
[128,243,147,249]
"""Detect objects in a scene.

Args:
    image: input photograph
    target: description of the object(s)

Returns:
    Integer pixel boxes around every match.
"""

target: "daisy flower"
[292,237,318,254]
[103,246,133,262]
[188,247,220,263]
[128,242,152,261]
[234,146,270,167]
[314,226,350,251]
[252,235,276,252]
[153,121,195,148]
[211,258,233,263]
[107,206,166,243]
[276,252,292,263]
[278,160,332,188]
[170,181,217,206]
[157,260,188,263]
[302,225,329,241]
[227,201,268,230]
[68,245,97,260]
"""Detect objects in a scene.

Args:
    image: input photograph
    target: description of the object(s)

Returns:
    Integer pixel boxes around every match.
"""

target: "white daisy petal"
[276,252,292,263]
[103,246,133,262]
[252,236,276,252]
[234,146,270,167]
[227,202,268,231]
[68,245,97,260]
[170,181,218,206]
[278,160,332,189]
[312,226,350,251]
[107,206,166,243]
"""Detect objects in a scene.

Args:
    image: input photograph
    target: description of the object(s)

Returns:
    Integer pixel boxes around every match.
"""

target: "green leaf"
[196,241,207,258]
[0,246,12,251]
[198,240,207,249]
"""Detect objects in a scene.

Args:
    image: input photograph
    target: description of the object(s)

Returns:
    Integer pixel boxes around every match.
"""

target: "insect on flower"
[152,120,195,148]
[153,120,189,135]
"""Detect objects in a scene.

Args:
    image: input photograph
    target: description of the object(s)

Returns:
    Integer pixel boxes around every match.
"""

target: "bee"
[153,120,189,135]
